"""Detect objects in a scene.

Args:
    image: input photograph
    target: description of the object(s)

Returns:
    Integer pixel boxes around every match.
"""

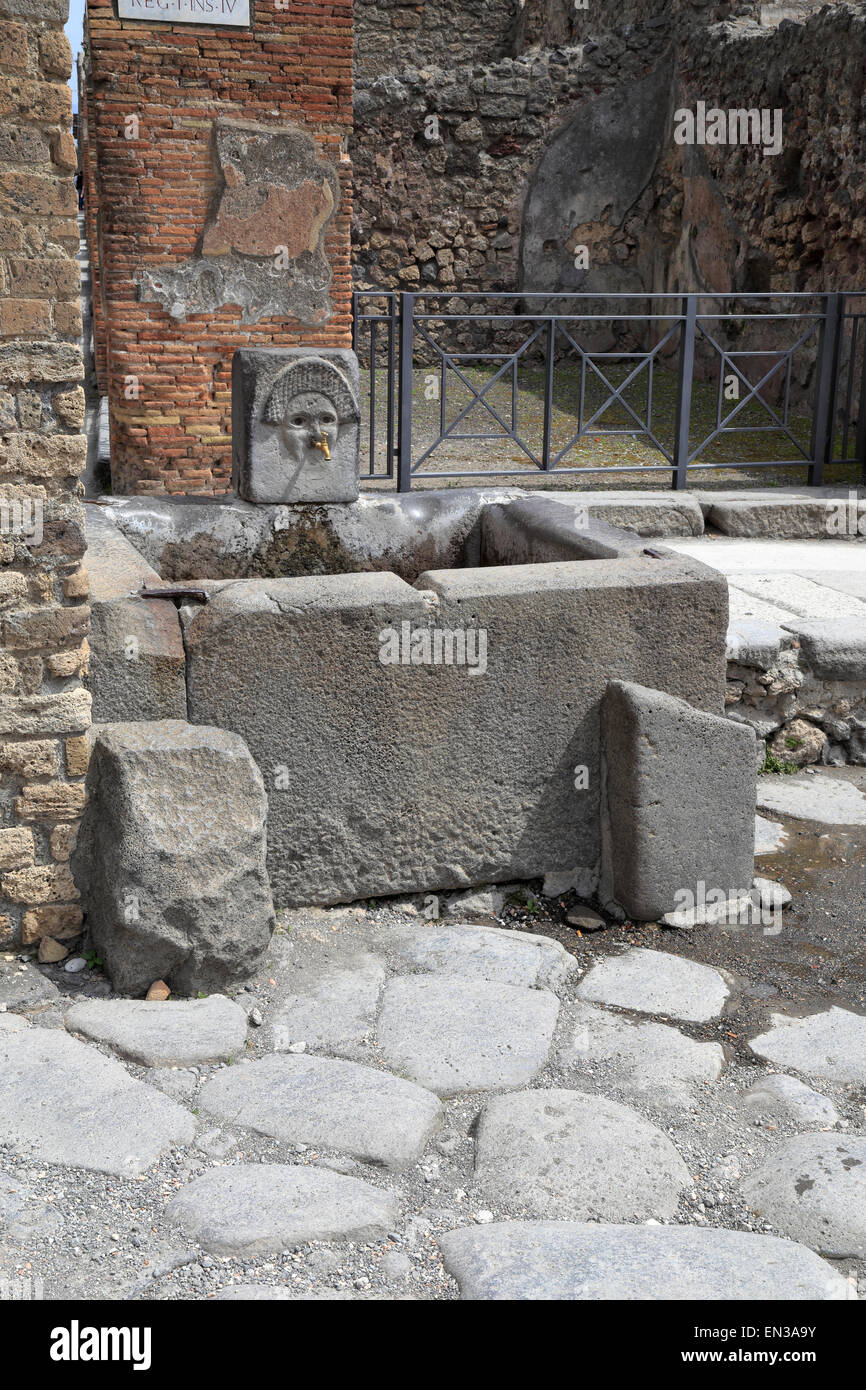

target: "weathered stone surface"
[71,721,274,997]
[0,957,59,1013]
[381,920,577,992]
[232,348,360,505]
[560,1001,725,1109]
[749,1007,866,1088]
[166,1164,396,1256]
[63,995,249,1067]
[743,1135,866,1257]
[577,947,730,1023]
[789,621,866,681]
[87,597,187,722]
[439,1222,853,1300]
[183,537,727,906]
[137,120,340,327]
[768,718,826,767]
[757,774,866,826]
[0,1028,194,1175]
[198,1053,441,1170]
[742,1074,839,1128]
[270,953,385,1053]
[378,975,559,1095]
[601,679,756,920]
[474,1089,690,1221]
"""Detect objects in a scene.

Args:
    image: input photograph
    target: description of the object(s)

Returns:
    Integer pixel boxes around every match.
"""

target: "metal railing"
[351,290,866,491]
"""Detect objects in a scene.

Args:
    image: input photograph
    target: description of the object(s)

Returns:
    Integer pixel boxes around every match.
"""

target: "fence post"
[854,310,866,486]
[671,295,697,490]
[397,292,414,492]
[351,290,357,353]
[809,292,842,486]
[541,317,556,471]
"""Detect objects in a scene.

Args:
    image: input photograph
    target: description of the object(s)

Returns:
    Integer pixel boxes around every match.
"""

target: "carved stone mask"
[278,390,339,466]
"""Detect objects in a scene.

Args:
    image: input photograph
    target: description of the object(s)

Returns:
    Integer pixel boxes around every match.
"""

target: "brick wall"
[83,0,354,495]
[0,0,91,950]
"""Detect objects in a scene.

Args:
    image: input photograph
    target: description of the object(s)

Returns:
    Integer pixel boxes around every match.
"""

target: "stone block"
[70,721,275,997]
[84,509,186,721]
[183,546,727,906]
[601,679,756,921]
[231,348,360,505]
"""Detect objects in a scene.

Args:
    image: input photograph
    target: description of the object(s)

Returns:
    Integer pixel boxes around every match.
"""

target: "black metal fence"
[351,290,866,491]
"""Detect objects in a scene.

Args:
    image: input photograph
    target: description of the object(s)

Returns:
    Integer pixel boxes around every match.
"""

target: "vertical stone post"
[0,0,91,949]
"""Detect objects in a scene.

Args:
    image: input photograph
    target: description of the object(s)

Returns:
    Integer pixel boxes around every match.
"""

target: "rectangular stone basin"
[84,490,728,906]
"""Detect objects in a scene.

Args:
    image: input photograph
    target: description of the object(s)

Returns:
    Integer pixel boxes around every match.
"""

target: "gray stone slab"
[63,995,249,1067]
[0,1028,195,1176]
[730,573,866,623]
[707,497,865,539]
[0,959,59,1014]
[755,815,788,855]
[378,975,559,1096]
[781,620,866,680]
[197,1053,441,1170]
[798,571,866,603]
[475,1089,690,1221]
[71,721,274,997]
[183,545,727,907]
[576,947,730,1023]
[84,506,162,601]
[439,1221,853,1300]
[743,1135,866,1257]
[269,953,385,1054]
[601,680,755,921]
[749,1006,866,1087]
[538,490,705,538]
[560,1001,725,1109]
[380,921,577,992]
[87,596,187,723]
[166,1164,396,1256]
[742,1074,839,1128]
[757,773,866,825]
[232,348,360,505]
[725,617,784,667]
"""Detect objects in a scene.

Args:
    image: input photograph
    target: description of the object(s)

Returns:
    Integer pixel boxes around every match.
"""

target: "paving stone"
[166,1164,397,1256]
[0,1169,63,1242]
[742,1075,840,1128]
[198,1053,441,1170]
[560,1001,725,1110]
[0,959,60,1014]
[444,887,506,917]
[439,1221,853,1300]
[749,1007,866,1088]
[743,1135,866,1257]
[63,995,248,1067]
[382,921,577,991]
[576,947,730,1023]
[474,1089,690,1221]
[757,773,866,826]
[377,975,559,1095]
[212,1285,358,1300]
[270,953,385,1053]
[754,815,788,855]
[0,1029,195,1176]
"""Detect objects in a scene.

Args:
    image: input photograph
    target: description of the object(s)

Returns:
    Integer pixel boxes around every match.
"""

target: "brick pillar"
[0,0,91,949]
[84,0,354,496]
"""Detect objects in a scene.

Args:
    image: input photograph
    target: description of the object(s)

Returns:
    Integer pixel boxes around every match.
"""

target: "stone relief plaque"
[118,0,251,26]
[232,348,361,505]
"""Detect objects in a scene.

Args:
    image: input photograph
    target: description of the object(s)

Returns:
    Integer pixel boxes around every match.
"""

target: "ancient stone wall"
[0,0,90,949]
[354,0,523,77]
[352,3,866,306]
[83,0,354,495]
[352,24,674,299]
